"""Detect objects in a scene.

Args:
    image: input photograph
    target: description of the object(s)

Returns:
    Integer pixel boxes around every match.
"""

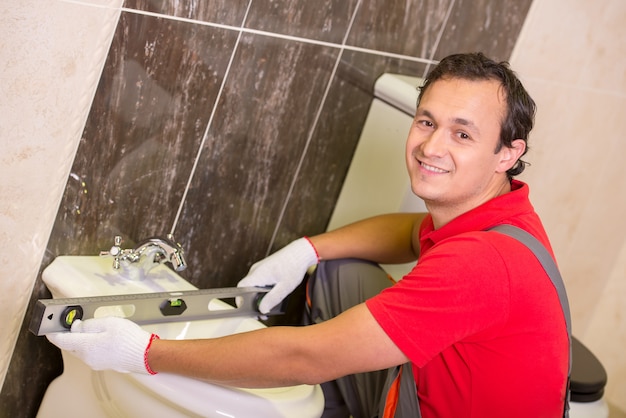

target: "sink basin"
[37,255,324,418]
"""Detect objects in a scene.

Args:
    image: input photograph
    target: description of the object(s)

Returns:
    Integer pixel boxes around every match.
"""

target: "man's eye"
[418,120,433,127]
[458,132,470,140]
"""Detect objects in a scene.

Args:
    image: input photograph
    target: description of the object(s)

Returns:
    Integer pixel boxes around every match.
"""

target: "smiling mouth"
[419,161,449,174]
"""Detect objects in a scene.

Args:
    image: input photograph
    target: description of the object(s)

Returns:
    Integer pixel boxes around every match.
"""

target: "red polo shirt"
[366,181,568,417]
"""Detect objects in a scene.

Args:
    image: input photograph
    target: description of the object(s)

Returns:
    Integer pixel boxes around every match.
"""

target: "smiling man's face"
[405,77,524,227]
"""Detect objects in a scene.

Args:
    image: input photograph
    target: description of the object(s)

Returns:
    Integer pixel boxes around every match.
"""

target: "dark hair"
[418,52,536,178]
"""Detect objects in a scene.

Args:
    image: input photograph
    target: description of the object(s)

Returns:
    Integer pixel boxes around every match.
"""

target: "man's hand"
[237,238,319,314]
[47,316,159,374]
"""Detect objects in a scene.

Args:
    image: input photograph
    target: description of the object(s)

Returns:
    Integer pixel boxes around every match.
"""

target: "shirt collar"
[420,180,533,251]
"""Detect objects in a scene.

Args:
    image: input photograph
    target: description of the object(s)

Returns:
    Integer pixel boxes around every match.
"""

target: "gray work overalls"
[306,225,571,418]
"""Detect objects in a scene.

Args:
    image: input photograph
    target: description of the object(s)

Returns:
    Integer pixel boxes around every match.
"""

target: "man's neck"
[427,180,512,229]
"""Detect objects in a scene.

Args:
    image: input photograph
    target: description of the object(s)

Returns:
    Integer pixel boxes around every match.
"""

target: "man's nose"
[420,128,446,157]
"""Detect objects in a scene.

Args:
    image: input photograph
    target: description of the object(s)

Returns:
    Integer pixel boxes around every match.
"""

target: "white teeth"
[420,161,448,173]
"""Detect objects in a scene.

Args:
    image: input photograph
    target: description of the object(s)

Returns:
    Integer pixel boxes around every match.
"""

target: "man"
[48,53,569,417]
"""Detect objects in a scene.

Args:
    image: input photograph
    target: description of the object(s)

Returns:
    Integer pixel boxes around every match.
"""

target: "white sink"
[37,256,324,418]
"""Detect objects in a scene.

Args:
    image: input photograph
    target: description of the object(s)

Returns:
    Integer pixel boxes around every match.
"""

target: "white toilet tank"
[327,73,425,280]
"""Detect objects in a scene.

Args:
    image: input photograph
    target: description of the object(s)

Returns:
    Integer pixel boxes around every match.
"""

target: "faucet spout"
[100,234,187,278]
[134,234,187,272]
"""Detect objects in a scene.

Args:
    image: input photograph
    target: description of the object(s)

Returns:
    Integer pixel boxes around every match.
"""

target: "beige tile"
[583,242,626,412]
[512,0,606,85]
[514,0,626,93]
[577,1,626,93]
[610,402,626,418]
[0,0,122,391]
[519,81,626,333]
[513,0,626,411]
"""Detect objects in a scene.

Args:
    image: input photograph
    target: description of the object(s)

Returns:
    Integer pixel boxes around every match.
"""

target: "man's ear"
[496,139,526,173]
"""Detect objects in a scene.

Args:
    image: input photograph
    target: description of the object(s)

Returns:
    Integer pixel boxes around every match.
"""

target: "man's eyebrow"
[416,109,481,134]
[453,117,480,134]
[454,118,480,135]
[415,108,433,118]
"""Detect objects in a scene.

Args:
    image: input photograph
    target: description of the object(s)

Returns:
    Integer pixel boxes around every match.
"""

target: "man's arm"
[311,212,426,264]
[47,213,425,380]
[238,212,427,314]
[148,303,408,387]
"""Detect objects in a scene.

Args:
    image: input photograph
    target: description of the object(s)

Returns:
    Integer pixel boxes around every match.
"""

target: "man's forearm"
[147,327,312,388]
[146,304,407,388]
[310,212,426,264]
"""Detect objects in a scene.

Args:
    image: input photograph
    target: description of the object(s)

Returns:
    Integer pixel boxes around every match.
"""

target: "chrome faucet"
[100,234,187,277]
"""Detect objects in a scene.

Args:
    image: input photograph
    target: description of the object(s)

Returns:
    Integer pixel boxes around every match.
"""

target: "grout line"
[422,0,455,78]
[121,6,436,66]
[60,0,122,9]
[264,0,365,255]
[241,27,434,65]
[121,3,439,238]
[169,1,255,234]
[345,44,433,65]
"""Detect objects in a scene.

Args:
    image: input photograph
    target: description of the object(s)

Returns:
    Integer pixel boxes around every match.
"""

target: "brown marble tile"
[0,276,61,418]
[124,0,250,26]
[48,11,238,257]
[1,11,238,416]
[273,50,428,250]
[245,0,361,43]
[347,0,454,58]
[433,0,533,61]
[174,34,339,289]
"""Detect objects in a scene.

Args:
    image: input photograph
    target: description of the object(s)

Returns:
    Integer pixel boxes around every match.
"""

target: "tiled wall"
[511,0,626,410]
[1,0,531,415]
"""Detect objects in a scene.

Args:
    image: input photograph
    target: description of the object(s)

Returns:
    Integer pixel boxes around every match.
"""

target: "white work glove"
[238,237,319,314]
[46,316,159,375]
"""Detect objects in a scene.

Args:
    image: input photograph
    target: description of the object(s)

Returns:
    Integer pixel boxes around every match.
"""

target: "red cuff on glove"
[303,236,320,262]
[144,333,160,375]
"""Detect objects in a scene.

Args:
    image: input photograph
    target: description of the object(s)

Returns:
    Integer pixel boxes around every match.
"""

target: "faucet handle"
[99,235,126,269]
[166,234,187,272]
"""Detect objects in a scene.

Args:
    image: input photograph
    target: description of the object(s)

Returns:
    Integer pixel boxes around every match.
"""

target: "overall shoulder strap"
[378,362,421,418]
[379,224,572,418]
[489,224,572,418]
